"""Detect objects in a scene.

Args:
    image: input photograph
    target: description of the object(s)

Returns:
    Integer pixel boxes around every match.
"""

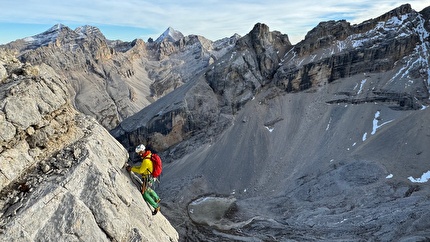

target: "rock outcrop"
[276,3,428,97]
[0,49,178,241]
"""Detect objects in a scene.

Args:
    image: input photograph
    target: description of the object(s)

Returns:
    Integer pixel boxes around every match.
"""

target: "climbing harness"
[125,162,157,214]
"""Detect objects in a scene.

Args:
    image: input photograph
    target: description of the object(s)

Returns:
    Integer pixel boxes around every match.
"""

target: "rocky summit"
[1,3,430,242]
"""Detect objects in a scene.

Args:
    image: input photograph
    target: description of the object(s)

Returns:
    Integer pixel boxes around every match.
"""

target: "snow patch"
[265,126,274,132]
[326,117,332,131]
[353,83,358,90]
[408,171,430,183]
[357,79,367,95]
[24,36,35,42]
[386,174,393,179]
[371,111,393,135]
[362,132,367,141]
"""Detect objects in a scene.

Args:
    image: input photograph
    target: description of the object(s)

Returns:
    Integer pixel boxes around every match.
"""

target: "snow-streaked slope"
[132,4,430,241]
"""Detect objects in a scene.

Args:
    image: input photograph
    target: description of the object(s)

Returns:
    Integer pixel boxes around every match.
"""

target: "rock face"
[111,4,430,241]
[3,25,240,130]
[276,3,427,96]
[0,49,178,241]
[111,23,292,157]
[0,49,75,191]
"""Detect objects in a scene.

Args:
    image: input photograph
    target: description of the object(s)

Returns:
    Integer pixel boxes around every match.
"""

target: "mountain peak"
[74,25,105,39]
[46,23,67,32]
[19,24,108,49]
[369,3,413,24]
[40,23,71,36]
[22,24,74,47]
[155,27,184,43]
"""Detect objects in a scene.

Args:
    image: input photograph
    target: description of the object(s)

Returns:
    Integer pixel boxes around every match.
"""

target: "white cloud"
[0,1,428,43]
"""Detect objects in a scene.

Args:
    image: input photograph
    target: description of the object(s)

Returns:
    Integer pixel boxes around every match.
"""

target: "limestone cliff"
[0,49,178,241]
[3,25,240,130]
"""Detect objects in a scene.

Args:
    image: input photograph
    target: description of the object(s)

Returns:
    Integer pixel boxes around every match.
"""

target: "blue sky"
[0,1,428,45]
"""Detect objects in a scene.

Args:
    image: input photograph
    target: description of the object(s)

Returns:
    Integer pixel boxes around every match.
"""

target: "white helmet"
[135,144,146,153]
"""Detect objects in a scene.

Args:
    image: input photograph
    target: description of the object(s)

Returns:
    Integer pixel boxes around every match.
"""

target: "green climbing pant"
[143,187,160,209]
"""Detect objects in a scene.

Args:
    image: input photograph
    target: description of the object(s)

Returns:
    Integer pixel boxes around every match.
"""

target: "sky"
[0,1,428,45]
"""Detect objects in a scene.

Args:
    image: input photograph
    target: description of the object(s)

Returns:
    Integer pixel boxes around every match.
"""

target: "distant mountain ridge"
[14,24,185,51]
[1,23,240,129]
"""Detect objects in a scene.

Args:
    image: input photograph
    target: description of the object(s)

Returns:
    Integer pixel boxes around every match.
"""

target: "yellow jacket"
[131,151,153,176]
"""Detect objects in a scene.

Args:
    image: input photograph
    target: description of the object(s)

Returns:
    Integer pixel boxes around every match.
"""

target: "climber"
[126,144,161,215]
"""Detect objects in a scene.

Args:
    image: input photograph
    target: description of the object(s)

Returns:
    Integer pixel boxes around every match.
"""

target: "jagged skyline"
[0,1,428,45]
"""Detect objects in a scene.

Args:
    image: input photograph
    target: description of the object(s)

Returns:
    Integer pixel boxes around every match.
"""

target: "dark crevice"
[404,185,420,197]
